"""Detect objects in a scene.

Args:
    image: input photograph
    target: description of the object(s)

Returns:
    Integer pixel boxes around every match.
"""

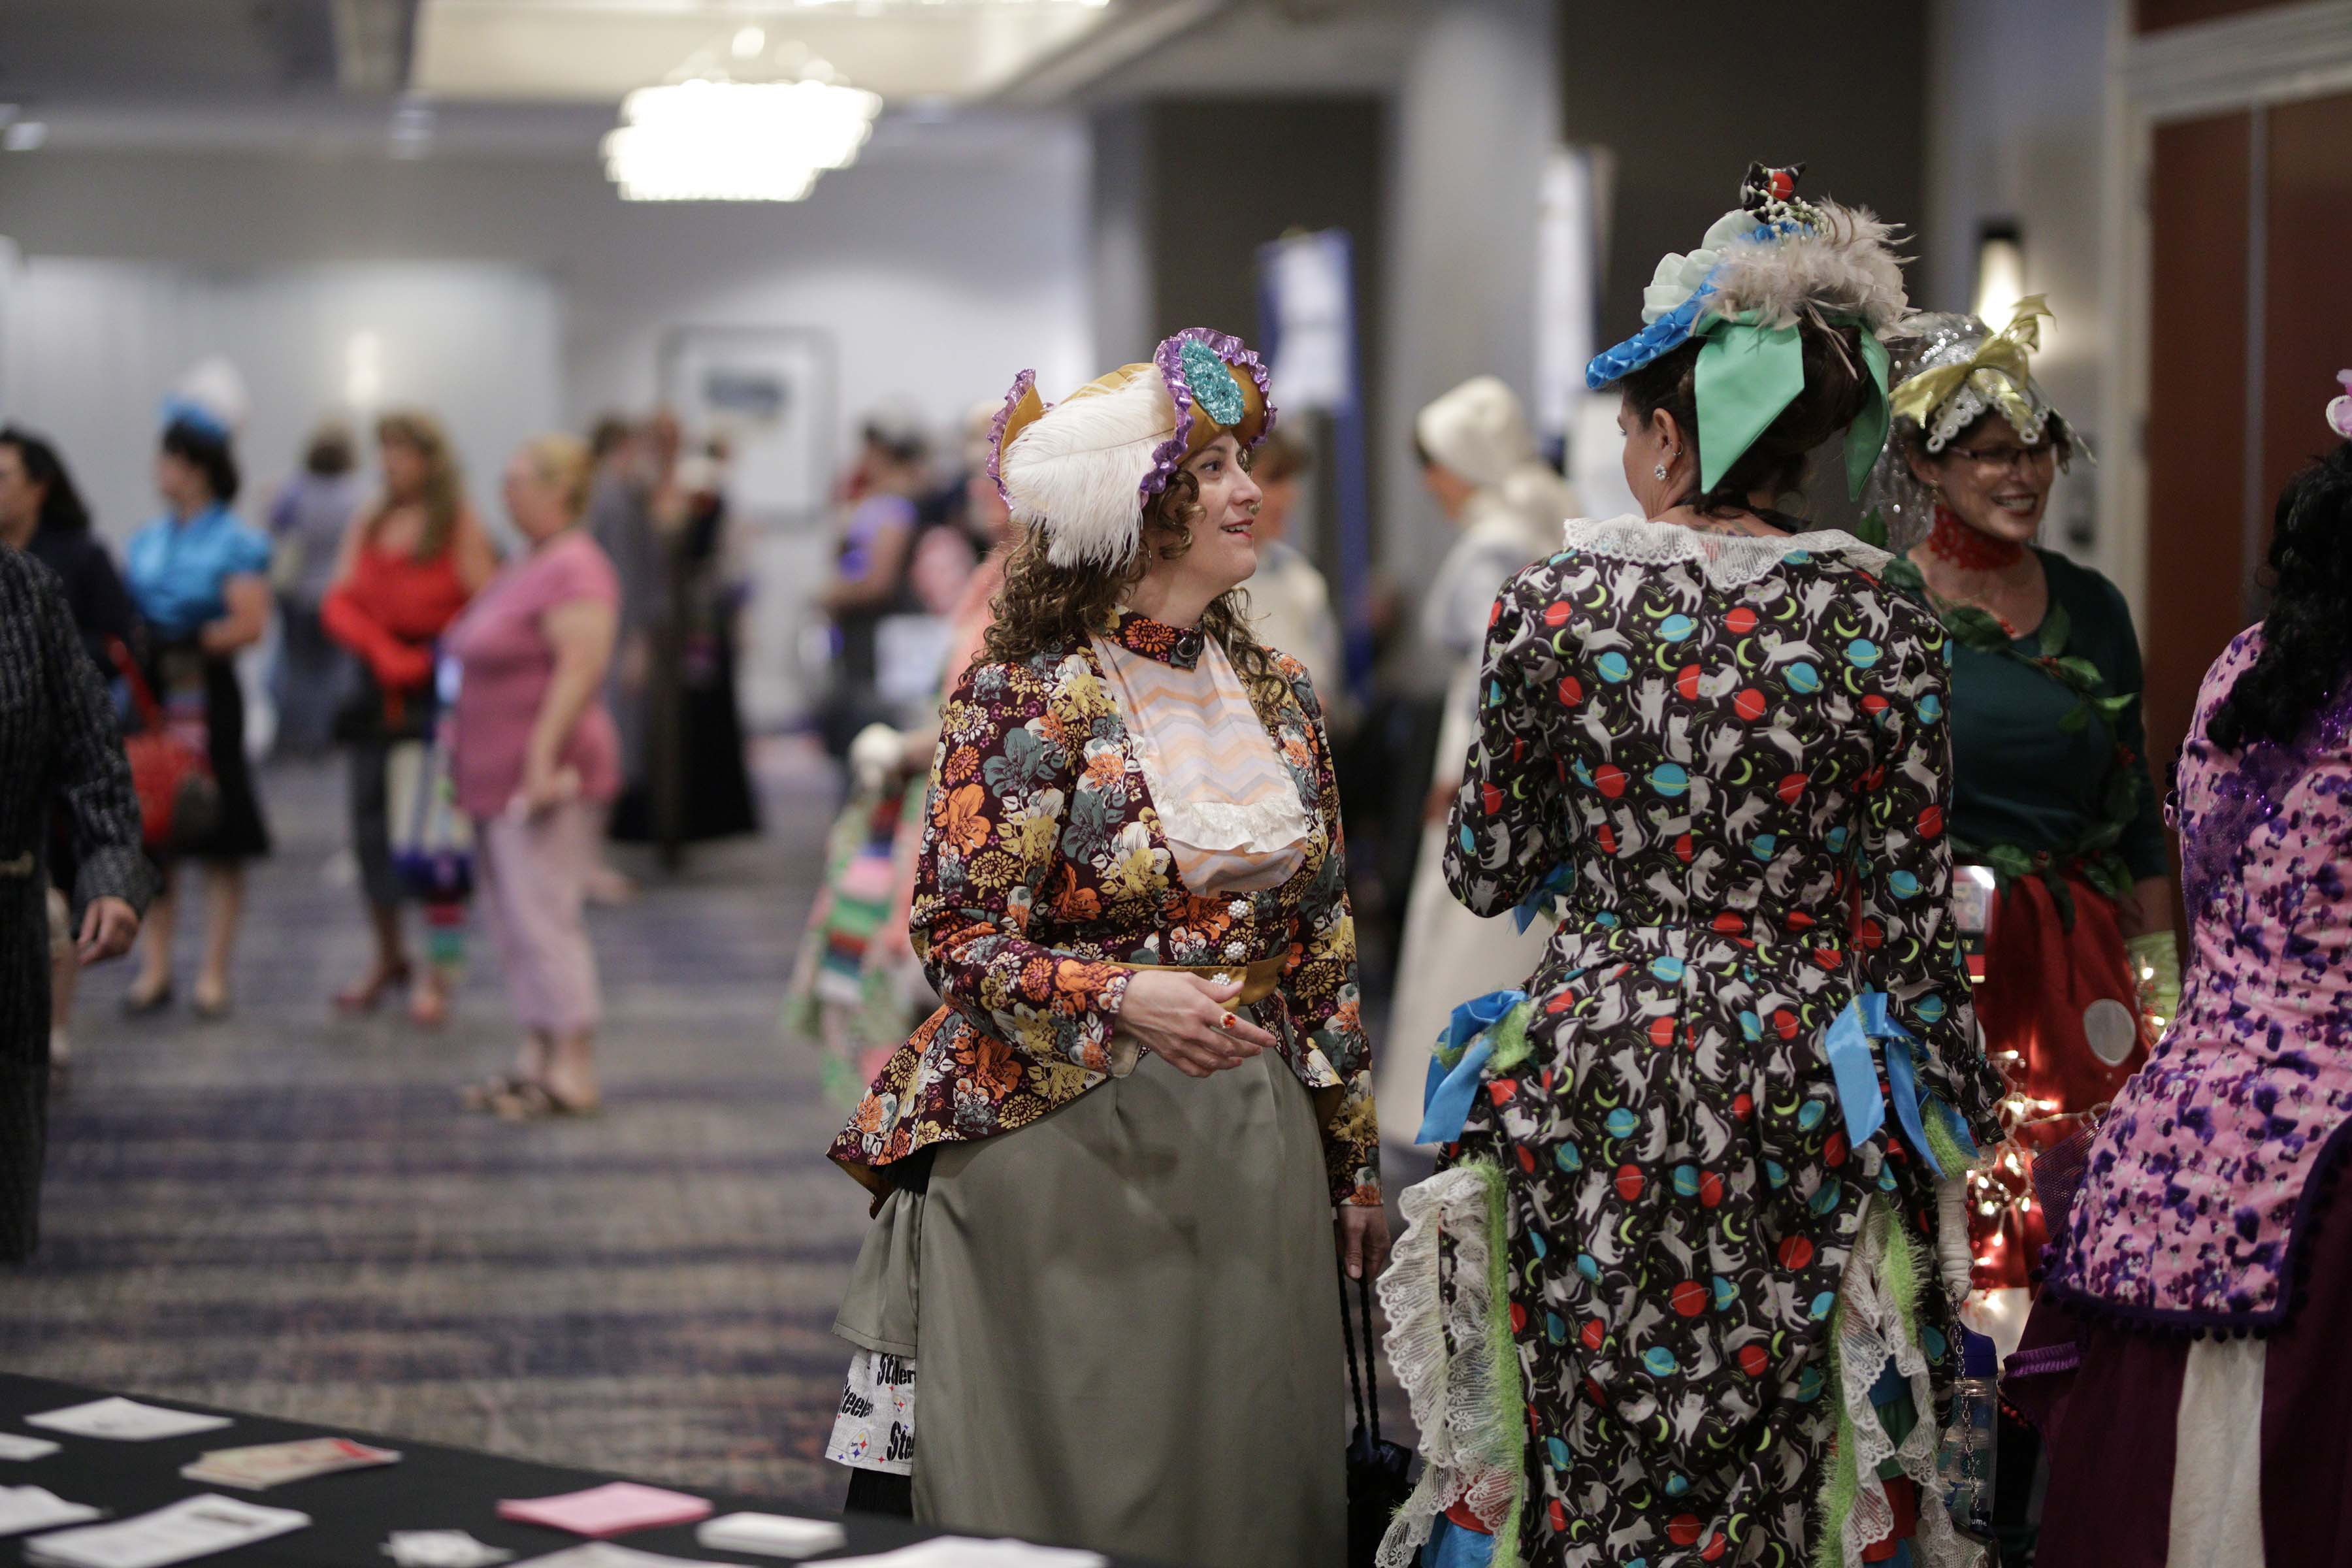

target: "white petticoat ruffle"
[1375,1166,1519,1568]
[1830,1200,1984,1568]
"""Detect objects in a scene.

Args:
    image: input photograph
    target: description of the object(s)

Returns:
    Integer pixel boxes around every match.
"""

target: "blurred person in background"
[121,365,272,1020]
[787,402,1006,1103]
[0,546,148,1261]
[1377,374,1577,1148]
[585,416,659,907]
[1239,431,1346,719]
[0,427,139,1084]
[816,408,929,757]
[1866,299,2170,1555]
[321,410,496,1026]
[609,434,759,853]
[447,435,620,1121]
[267,421,364,757]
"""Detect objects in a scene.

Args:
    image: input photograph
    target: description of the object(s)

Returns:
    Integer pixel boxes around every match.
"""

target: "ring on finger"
[1219,1011,1240,1032]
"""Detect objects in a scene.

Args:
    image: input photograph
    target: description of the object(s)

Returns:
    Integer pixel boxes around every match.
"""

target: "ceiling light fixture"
[3,122,48,153]
[602,73,881,203]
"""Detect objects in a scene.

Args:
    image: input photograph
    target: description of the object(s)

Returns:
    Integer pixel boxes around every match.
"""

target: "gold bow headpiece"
[1889,294,2051,439]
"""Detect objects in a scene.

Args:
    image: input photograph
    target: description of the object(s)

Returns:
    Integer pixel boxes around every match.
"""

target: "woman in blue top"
[122,412,274,1019]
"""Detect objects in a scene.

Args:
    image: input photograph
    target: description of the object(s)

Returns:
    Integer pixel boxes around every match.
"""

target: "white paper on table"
[382,1530,514,1568]
[0,1435,62,1461]
[24,1494,306,1568]
[693,1514,846,1559]
[0,1488,101,1537]
[808,1540,1108,1568]
[509,1544,739,1568]
[24,1399,233,1442]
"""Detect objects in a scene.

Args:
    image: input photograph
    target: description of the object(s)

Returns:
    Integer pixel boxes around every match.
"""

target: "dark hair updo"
[161,417,241,506]
[1618,318,1874,515]
[2206,440,2352,753]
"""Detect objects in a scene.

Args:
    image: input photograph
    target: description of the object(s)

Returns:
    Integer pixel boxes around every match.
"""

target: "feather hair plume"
[1705,201,1909,336]
[998,370,1173,568]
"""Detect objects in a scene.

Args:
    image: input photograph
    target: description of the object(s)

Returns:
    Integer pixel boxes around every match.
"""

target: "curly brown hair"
[979,466,1285,703]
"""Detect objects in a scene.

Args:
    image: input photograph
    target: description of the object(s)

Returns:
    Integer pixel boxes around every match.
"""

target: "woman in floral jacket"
[825,331,1383,1568]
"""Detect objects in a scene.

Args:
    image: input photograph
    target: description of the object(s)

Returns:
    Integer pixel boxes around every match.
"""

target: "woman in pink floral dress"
[2014,404,2352,1563]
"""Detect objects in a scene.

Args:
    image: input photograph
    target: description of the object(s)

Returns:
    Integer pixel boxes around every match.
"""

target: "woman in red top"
[322,411,495,1026]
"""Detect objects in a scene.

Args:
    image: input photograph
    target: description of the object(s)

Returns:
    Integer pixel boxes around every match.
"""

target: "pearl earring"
[1653,461,1670,482]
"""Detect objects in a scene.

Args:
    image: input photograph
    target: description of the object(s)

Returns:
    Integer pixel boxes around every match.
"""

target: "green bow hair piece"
[1692,311,1890,499]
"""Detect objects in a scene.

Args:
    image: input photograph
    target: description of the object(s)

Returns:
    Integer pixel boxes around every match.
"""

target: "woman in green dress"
[1871,299,2174,1301]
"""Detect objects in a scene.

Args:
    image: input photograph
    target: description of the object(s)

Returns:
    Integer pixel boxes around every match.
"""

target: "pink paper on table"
[496,1484,713,1539]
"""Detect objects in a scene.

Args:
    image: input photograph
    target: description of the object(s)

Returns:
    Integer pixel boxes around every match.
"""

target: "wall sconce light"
[1972,219,2025,326]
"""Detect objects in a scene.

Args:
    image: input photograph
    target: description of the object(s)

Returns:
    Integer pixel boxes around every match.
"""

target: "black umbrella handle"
[1338,1258,1381,1446]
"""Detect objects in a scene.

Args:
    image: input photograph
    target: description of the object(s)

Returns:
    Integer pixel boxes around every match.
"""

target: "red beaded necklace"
[1925,503,2026,570]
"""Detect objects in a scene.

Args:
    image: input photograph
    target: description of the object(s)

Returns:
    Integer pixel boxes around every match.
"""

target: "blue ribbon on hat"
[1416,989,1528,1147]
[1824,992,1976,1178]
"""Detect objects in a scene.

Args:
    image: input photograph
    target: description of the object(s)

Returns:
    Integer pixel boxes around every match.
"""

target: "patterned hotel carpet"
[0,745,1413,1507]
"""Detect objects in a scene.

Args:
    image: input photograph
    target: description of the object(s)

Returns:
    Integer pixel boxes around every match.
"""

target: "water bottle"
[1938,1329,1999,1535]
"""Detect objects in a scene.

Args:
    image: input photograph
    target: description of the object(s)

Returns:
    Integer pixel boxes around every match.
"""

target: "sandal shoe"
[335,962,414,1014]
[491,1081,602,1122]
[408,984,449,1030]
[458,1073,532,1113]
[121,982,174,1017]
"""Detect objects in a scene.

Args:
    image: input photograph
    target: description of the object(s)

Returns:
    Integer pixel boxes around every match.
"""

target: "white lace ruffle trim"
[1149,787,1312,857]
[1559,514,1893,589]
[1921,383,2051,455]
[1831,1202,1983,1568]
[1375,1166,1519,1568]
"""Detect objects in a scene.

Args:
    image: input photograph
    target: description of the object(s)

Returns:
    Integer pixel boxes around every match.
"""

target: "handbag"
[385,732,474,904]
[1341,1261,1416,1568]
[109,639,220,855]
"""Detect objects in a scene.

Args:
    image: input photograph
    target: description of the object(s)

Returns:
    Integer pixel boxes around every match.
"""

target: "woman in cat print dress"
[1378,167,2005,1568]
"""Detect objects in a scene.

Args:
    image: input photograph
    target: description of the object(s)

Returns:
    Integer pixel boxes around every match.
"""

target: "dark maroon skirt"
[2006,1171,2352,1565]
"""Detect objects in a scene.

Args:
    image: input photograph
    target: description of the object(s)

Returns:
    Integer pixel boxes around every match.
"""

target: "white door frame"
[2099,0,2352,621]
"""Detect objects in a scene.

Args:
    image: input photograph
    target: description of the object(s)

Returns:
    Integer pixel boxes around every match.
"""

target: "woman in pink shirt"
[446,434,621,1119]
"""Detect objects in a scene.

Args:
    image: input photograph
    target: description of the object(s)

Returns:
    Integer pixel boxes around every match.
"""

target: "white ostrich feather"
[1705,201,1908,335]
[999,372,1175,568]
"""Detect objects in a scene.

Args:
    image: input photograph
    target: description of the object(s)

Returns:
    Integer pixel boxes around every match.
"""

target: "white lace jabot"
[1558,514,1893,589]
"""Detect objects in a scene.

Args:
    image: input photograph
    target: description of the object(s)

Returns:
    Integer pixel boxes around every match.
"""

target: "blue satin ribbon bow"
[1416,989,1527,1146]
[1824,992,1968,1178]
[1509,866,1574,935]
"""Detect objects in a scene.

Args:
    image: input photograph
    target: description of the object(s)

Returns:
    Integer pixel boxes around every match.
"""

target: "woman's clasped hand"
[1115,970,1278,1078]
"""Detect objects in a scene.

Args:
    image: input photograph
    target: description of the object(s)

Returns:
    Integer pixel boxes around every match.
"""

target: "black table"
[0,1376,1154,1567]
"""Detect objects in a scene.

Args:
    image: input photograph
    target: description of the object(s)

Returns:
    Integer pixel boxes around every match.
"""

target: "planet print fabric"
[1412,517,2004,1567]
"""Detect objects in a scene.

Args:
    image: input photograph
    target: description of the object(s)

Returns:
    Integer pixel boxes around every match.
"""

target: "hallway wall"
[0,122,1094,502]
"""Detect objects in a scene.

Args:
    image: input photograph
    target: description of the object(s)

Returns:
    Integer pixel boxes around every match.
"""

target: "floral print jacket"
[829,610,1380,1207]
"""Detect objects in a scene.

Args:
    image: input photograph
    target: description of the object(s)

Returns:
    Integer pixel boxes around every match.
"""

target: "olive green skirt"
[836,1047,1347,1568]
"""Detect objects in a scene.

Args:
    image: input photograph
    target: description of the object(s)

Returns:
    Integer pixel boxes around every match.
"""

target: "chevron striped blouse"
[1092,629,1310,893]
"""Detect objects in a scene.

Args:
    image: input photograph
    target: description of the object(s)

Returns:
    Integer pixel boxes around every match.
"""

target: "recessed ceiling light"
[4,122,48,152]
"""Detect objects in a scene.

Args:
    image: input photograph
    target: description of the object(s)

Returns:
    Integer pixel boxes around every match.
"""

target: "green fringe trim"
[1920,1100,1974,1188]
[1460,1157,1527,1568]
[1487,998,1537,1075]
[1814,1215,1869,1568]
[1882,1205,1929,1347]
